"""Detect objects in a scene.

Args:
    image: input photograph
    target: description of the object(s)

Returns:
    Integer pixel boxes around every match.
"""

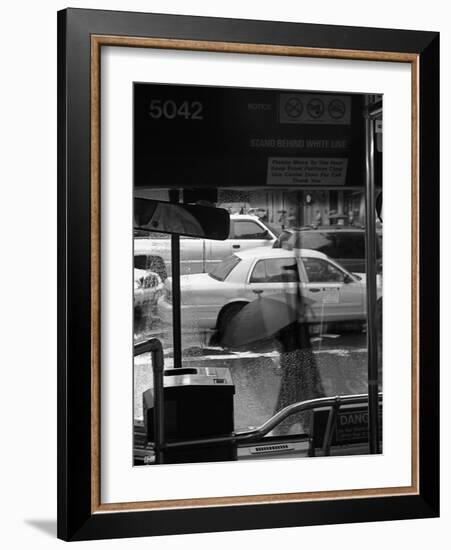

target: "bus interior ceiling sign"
[133,83,369,189]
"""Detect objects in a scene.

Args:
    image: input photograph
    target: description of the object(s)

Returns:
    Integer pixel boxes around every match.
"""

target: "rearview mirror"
[134,198,230,240]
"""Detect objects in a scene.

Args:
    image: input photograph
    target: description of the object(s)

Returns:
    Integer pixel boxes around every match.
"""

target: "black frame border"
[57,8,439,541]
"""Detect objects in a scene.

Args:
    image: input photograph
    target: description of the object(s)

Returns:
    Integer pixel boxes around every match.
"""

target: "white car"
[134,268,164,317]
[158,248,382,333]
[134,214,279,277]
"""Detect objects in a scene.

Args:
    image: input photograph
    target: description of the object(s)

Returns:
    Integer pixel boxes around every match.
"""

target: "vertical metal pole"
[152,343,165,464]
[202,239,207,273]
[169,190,182,369]
[171,234,182,368]
[364,103,380,454]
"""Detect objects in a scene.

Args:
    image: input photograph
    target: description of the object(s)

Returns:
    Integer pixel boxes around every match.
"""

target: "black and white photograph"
[0,0,446,546]
[132,83,383,466]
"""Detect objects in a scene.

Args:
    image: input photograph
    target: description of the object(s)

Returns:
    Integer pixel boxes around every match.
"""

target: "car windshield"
[133,183,382,463]
[208,254,241,281]
[260,220,282,237]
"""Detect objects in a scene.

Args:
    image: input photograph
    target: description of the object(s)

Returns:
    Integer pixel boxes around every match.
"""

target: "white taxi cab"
[158,248,382,333]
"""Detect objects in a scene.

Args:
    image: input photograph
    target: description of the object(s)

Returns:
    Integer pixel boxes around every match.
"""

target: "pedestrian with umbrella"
[222,283,325,435]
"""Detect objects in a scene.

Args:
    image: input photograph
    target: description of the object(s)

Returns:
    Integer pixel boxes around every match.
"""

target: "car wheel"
[216,302,247,342]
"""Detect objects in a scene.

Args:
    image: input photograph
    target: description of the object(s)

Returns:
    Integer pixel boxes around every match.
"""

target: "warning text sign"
[267,157,348,186]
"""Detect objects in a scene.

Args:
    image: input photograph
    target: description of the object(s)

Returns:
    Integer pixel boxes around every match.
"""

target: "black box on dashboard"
[143,366,236,464]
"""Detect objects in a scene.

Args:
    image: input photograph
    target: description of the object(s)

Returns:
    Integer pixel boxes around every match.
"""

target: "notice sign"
[279,94,351,125]
[134,83,366,190]
[267,157,348,186]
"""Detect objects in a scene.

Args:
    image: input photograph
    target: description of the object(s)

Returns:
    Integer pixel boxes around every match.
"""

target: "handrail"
[161,392,382,451]
[134,338,165,463]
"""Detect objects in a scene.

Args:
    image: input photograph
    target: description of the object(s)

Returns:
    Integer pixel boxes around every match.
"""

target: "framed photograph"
[57,8,439,541]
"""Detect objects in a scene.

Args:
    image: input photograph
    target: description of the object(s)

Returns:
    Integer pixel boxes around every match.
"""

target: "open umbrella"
[221,292,314,349]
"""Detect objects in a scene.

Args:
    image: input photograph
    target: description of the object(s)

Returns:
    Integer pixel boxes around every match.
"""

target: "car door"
[244,257,302,303]
[179,235,205,275]
[301,257,363,322]
[202,223,234,272]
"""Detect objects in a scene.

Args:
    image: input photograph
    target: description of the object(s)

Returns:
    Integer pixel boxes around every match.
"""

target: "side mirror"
[134,198,230,240]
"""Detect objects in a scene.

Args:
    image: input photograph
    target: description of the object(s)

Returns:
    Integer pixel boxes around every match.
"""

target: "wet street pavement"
[133,313,370,435]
